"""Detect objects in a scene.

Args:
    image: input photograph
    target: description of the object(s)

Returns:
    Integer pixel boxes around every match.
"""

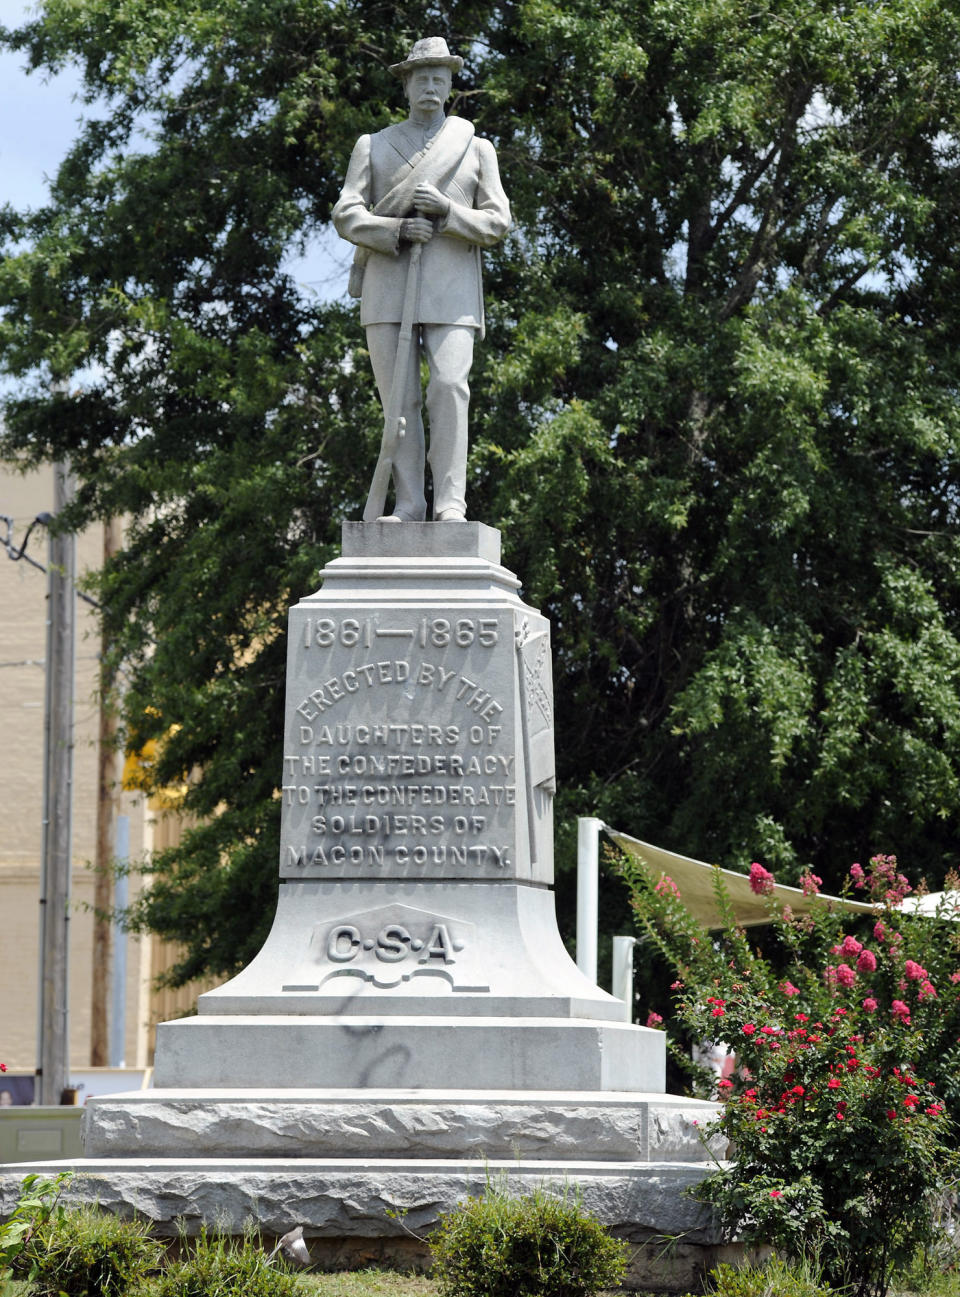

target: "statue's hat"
[390,37,463,77]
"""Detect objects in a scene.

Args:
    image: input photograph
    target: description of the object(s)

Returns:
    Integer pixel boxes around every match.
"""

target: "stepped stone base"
[0,1091,724,1291]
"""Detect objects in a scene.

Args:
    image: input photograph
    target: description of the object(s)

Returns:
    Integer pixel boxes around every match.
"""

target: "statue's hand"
[401,216,434,243]
[413,183,451,217]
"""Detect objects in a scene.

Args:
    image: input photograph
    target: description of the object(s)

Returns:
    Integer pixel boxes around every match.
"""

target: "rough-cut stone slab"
[81,1090,720,1162]
[0,1158,721,1243]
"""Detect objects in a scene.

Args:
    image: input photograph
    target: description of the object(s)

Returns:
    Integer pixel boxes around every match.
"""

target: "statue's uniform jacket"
[333,121,510,336]
[332,118,511,521]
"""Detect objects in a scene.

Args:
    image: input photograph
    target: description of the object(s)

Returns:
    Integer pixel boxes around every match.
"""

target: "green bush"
[692,1259,845,1297]
[428,1181,627,1297]
[0,1173,71,1292]
[14,1202,162,1297]
[150,1224,304,1297]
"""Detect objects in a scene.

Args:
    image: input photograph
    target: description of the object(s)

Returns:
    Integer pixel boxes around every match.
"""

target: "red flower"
[742,1023,757,1035]
[828,1078,842,1089]
[769,1190,783,1198]
[717,1079,734,1090]
[712,1006,725,1017]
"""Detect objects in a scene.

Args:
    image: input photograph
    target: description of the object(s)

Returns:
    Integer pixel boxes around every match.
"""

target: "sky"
[0,0,350,299]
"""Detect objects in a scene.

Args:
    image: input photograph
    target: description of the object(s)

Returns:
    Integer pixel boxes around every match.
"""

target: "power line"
[2,511,101,609]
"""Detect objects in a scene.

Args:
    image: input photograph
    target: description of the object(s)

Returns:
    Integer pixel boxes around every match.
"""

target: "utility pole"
[37,461,76,1105]
[91,517,120,1066]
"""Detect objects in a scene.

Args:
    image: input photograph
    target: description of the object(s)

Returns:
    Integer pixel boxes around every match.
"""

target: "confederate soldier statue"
[333,37,511,522]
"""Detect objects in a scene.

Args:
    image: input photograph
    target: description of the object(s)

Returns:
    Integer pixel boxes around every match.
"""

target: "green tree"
[3,0,960,982]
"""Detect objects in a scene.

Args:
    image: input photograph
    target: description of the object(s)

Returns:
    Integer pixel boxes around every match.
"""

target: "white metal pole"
[612,935,637,1023]
[576,816,602,983]
[37,461,76,1106]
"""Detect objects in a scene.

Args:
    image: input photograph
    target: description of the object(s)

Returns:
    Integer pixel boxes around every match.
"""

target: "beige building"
[0,462,201,1091]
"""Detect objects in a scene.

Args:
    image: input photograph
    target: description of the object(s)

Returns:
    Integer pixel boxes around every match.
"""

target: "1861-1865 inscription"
[279,601,553,884]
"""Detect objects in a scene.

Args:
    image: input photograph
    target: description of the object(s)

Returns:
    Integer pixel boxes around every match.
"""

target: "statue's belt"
[348,118,476,297]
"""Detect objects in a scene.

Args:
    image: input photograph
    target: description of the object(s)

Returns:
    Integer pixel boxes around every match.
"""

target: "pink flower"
[840,935,863,957]
[717,1079,733,1090]
[0,1063,5,1073]
[950,972,960,984]
[850,862,866,888]
[646,1011,664,1028]
[892,999,911,1025]
[749,862,775,896]
[655,874,681,898]
[874,921,887,943]
[780,980,800,997]
[836,964,857,988]
[905,960,928,982]
[799,871,822,897]
[919,980,938,1001]
[862,997,878,1013]
[856,949,877,973]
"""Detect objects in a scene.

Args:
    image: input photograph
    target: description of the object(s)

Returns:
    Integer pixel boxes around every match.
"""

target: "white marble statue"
[333,37,511,522]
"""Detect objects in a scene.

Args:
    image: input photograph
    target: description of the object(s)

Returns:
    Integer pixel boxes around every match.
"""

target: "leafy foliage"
[151,1224,305,1297]
[0,1174,71,1293]
[428,1181,627,1297]
[683,1258,845,1297]
[13,1200,162,1297]
[620,852,960,1297]
[4,1,960,974]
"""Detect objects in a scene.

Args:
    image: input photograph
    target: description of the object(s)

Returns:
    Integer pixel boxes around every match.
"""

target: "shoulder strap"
[371,117,475,217]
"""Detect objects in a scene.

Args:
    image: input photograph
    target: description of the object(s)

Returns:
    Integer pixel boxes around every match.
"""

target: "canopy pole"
[576,816,602,983]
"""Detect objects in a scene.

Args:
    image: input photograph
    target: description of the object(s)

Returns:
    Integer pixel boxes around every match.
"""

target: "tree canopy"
[3,0,960,982]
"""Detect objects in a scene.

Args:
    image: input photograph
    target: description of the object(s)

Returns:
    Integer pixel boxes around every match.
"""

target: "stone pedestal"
[0,524,722,1291]
[155,521,665,1091]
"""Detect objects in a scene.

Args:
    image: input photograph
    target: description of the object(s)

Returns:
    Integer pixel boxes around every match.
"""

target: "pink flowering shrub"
[748,862,775,896]
[618,852,960,1297]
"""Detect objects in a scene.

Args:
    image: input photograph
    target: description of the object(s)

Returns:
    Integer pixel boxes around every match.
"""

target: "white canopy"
[605,826,881,929]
